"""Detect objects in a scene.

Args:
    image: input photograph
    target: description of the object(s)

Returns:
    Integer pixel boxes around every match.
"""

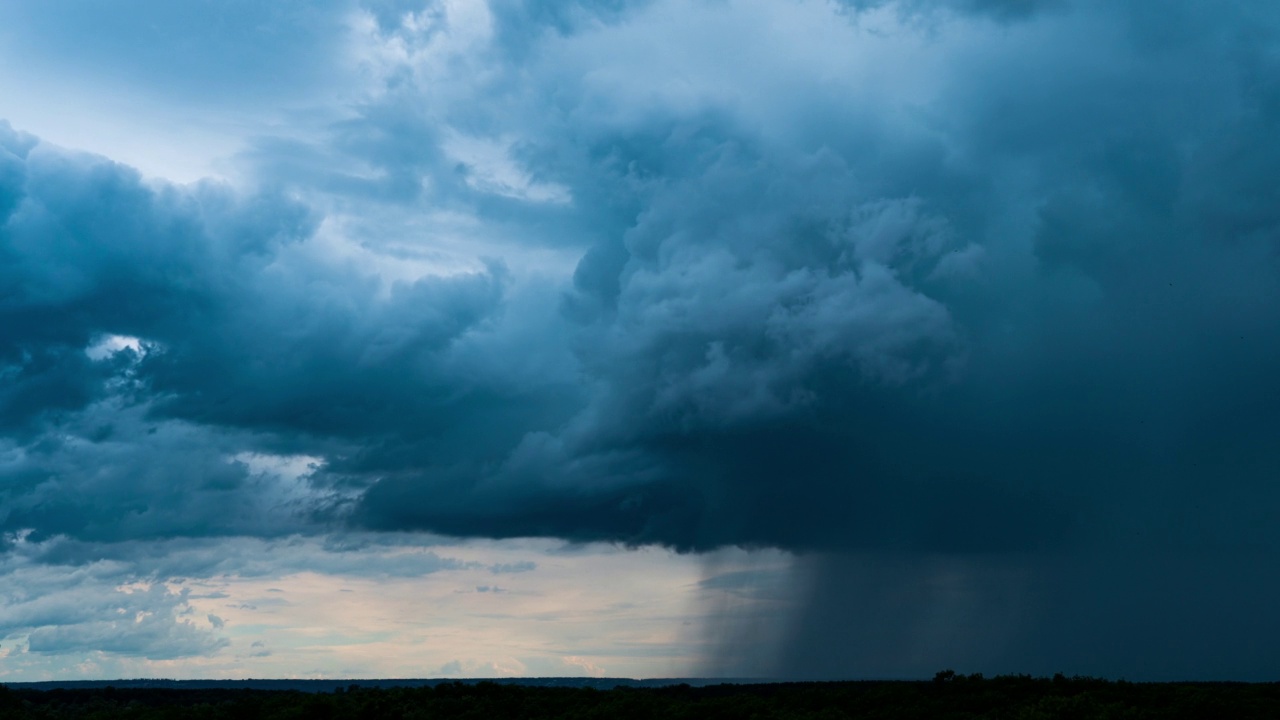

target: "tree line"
[3,672,1280,719]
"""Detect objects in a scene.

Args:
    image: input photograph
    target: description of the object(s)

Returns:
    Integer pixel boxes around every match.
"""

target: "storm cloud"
[356,0,1280,557]
[3,0,1280,678]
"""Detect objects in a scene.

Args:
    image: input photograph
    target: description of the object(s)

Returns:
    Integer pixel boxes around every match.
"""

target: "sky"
[1,0,1280,682]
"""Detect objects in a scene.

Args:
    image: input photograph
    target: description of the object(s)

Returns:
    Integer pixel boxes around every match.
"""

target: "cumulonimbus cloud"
[5,0,1280,560]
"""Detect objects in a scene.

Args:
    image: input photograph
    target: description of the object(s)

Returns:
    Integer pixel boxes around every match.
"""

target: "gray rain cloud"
[3,0,1280,678]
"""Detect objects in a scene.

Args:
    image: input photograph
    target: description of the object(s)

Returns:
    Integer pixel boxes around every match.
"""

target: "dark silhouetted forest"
[4,673,1280,719]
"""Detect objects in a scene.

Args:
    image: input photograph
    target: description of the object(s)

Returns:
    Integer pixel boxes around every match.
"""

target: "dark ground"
[3,673,1280,719]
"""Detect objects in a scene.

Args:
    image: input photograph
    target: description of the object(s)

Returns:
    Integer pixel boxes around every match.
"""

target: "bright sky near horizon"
[3,0,1280,682]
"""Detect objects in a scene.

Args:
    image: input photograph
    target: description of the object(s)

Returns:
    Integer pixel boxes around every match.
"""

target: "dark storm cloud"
[1,0,1276,561]
[354,0,1280,560]
[0,119,522,545]
[5,0,1280,676]
[5,0,1276,557]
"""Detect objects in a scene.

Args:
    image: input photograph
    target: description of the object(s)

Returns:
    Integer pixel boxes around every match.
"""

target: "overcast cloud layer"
[3,0,1280,680]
